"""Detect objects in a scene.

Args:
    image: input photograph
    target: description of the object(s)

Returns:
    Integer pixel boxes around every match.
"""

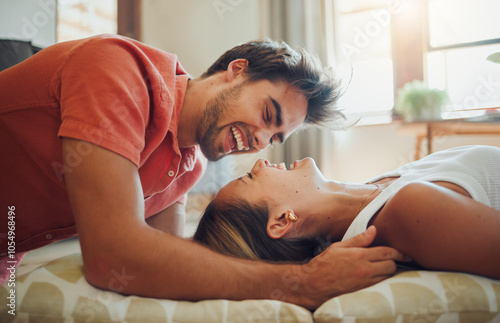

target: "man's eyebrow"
[270,97,282,127]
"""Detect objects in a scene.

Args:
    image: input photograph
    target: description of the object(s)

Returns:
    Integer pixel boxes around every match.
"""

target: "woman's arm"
[146,203,186,236]
[371,181,500,279]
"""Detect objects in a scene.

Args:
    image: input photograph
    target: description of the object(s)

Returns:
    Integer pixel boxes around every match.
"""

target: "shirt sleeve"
[57,36,152,166]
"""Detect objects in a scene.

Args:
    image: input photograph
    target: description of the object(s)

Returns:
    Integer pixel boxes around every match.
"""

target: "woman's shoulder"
[386,180,471,208]
[371,181,462,245]
[384,181,438,211]
[378,180,477,229]
[429,145,500,162]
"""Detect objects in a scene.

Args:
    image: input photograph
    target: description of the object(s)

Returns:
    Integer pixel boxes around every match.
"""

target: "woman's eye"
[247,172,253,179]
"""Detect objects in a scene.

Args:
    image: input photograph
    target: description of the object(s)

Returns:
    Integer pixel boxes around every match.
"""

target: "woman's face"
[215,157,326,211]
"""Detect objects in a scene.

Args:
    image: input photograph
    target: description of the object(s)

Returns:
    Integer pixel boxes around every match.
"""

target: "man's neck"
[177,78,203,148]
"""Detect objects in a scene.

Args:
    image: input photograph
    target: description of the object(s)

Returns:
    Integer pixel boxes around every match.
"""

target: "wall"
[325,123,500,183]
[141,0,263,78]
[0,0,57,47]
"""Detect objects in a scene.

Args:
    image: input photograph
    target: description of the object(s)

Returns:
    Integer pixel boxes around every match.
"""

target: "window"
[332,0,500,124]
[57,0,117,42]
[426,0,500,119]
[333,0,396,124]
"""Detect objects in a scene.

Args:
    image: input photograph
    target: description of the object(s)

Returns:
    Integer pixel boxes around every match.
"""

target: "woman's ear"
[267,210,296,239]
[226,59,248,82]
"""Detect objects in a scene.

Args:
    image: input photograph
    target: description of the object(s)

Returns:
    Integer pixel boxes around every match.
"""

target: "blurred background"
[1,0,500,238]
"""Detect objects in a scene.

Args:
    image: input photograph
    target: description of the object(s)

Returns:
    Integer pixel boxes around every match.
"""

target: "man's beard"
[198,83,246,161]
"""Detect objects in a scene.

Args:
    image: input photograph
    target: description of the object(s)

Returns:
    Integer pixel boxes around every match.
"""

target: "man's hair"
[202,40,345,126]
[193,198,324,263]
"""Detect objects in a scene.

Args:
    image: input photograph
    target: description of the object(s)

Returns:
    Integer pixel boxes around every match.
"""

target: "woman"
[194,145,500,279]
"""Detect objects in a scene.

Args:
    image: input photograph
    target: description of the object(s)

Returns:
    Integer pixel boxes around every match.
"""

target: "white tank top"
[342,145,500,241]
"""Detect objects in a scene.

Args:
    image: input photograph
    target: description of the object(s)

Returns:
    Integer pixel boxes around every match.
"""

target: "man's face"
[198,79,308,161]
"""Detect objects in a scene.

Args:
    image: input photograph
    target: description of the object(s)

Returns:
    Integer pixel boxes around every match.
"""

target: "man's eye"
[265,106,271,123]
[247,172,253,179]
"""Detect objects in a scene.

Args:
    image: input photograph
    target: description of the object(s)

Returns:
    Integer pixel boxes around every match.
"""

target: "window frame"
[117,0,141,41]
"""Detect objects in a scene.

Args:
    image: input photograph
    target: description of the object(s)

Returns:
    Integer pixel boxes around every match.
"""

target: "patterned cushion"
[314,270,500,323]
[0,254,313,323]
[2,253,499,323]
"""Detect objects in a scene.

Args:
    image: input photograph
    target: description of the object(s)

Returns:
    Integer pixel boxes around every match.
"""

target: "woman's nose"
[251,158,269,172]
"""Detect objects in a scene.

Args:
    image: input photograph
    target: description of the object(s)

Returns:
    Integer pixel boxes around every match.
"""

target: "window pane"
[429,0,500,47]
[337,0,391,13]
[57,0,117,42]
[334,5,394,121]
[337,9,392,61]
[338,58,394,115]
[427,44,500,116]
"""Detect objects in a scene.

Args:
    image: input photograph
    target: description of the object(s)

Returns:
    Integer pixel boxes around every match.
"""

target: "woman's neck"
[315,181,382,242]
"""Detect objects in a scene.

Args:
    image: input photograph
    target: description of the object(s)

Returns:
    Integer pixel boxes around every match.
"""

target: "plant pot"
[404,106,443,122]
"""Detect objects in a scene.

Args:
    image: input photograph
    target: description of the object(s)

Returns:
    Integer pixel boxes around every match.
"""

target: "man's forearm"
[83,225,299,303]
[83,224,406,310]
[61,139,304,306]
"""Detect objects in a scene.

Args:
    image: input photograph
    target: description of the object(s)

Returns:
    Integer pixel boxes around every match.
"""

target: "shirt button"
[45,234,53,239]
[168,170,175,177]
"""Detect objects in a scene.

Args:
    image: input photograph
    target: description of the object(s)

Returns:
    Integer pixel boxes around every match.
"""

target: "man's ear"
[267,210,296,239]
[226,59,249,82]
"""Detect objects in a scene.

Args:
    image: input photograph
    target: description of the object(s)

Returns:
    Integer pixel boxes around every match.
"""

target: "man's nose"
[253,130,273,150]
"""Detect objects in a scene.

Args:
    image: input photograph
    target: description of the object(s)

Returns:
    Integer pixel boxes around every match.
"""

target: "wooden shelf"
[398,120,500,159]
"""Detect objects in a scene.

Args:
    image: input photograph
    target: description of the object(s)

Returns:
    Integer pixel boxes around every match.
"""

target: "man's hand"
[290,226,407,309]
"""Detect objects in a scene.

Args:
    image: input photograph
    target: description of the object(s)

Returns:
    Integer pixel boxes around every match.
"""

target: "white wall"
[0,0,57,47]
[325,123,500,183]
[141,0,263,77]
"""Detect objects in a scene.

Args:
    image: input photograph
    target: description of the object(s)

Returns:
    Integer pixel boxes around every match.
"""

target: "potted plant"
[487,52,500,64]
[395,80,450,122]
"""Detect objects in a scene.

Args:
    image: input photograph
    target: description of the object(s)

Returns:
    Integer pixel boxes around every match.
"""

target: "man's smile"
[228,125,250,153]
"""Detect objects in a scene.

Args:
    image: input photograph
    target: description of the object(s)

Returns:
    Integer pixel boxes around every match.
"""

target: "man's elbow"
[81,256,112,290]
[81,255,137,294]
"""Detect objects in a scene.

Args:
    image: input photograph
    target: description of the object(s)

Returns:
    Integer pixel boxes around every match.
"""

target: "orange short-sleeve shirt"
[0,35,206,255]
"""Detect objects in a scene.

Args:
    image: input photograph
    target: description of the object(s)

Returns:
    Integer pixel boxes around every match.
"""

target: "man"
[0,34,405,309]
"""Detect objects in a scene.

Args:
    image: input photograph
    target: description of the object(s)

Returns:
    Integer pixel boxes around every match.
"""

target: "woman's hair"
[193,198,324,263]
[202,39,345,127]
